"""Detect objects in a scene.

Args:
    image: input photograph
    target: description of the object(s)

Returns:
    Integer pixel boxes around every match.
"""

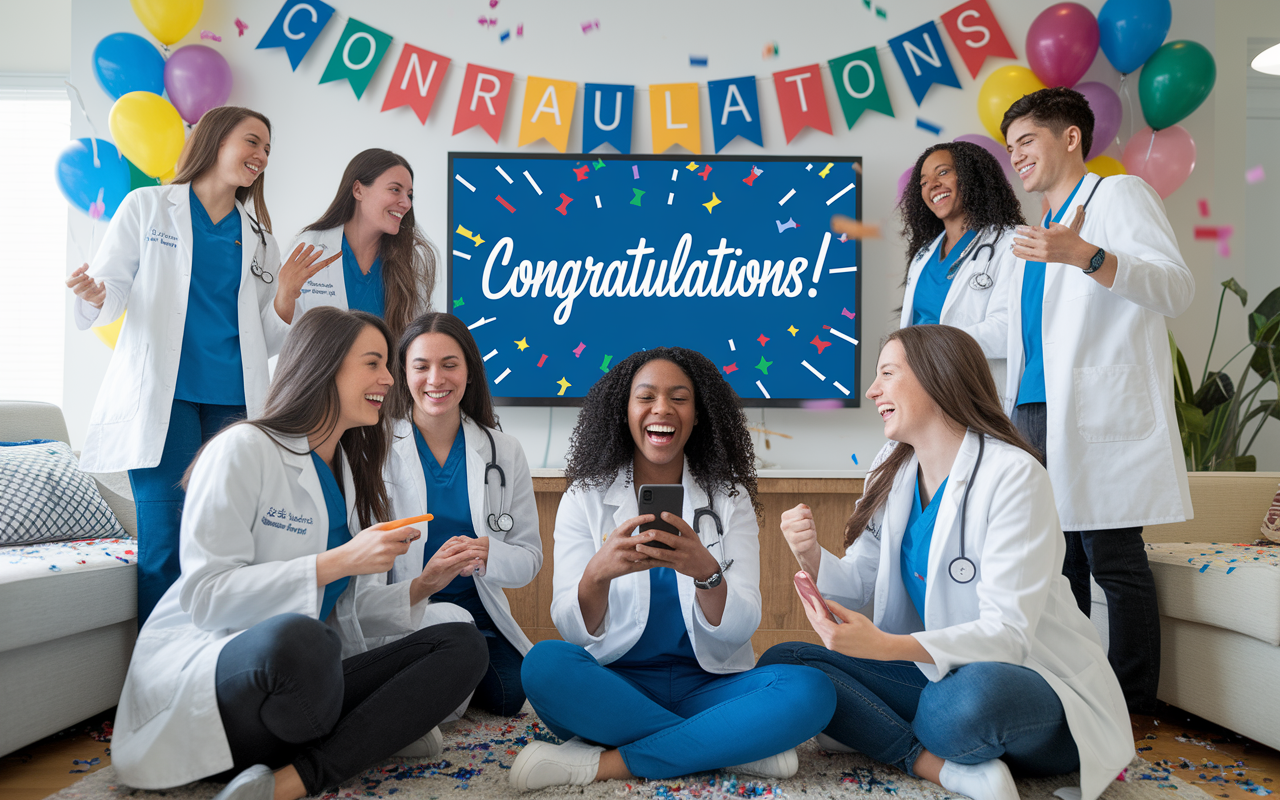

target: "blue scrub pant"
[128,398,245,624]
[758,643,1078,778]
[521,640,835,779]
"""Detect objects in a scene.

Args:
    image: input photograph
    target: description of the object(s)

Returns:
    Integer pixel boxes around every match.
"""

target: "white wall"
[0,0,70,74]
[58,0,1274,470]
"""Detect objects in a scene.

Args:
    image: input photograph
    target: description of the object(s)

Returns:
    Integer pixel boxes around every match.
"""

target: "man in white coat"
[1000,87,1194,716]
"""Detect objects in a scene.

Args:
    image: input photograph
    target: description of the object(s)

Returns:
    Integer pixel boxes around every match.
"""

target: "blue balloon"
[1098,0,1173,74]
[54,138,132,219]
[93,32,165,100]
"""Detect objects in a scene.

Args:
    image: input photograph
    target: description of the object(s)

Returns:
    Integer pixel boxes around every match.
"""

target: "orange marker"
[377,513,433,530]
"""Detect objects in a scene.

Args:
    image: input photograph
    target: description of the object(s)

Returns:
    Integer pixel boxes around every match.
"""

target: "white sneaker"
[727,748,799,779]
[938,759,1021,800]
[509,737,604,792]
[211,765,274,800]
[392,727,444,759]
[815,733,857,754]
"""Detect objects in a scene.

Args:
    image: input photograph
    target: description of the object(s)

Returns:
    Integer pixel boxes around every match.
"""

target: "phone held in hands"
[636,484,683,551]
[794,570,841,624]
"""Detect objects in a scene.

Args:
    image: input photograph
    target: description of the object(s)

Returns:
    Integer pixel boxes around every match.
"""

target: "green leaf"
[1241,399,1280,425]
[1169,332,1196,404]
[1193,371,1234,413]
[1222,278,1248,307]
[1249,315,1280,379]
[1248,287,1280,341]
[1176,401,1209,435]
[1217,455,1257,472]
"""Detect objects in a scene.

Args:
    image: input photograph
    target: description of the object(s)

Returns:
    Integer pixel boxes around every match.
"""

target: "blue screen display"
[447,152,862,406]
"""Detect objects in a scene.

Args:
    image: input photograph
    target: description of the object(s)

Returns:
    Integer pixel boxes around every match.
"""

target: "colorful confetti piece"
[810,335,832,354]
[826,183,855,206]
[600,354,613,372]
[823,325,859,346]
[581,19,600,34]
[594,195,601,208]
[703,192,721,213]
[630,188,645,206]
[555,193,573,215]
[787,325,798,336]
[1197,198,1210,217]
[851,452,858,464]
[452,250,472,261]
[496,165,513,184]
[514,337,529,351]
[802,360,826,380]
[776,217,799,233]
[523,170,542,195]
[668,192,675,205]
[779,188,796,205]
[834,381,851,396]
[690,55,708,67]
[453,297,465,309]
[757,334,770,346]
[744,166,762,186]
[537,354,547,367]
[762,42,779,59]
[632,164,640,179]
[455,225,484,246]
[1247,165,1266,184]
[493,368,511,384]
[842,307,856,319]
[556,377,571,395]
[698,163,713,180]
[200,30,222,42]
[754,356,773,374]
[916,118,942,135]
[234,18,249,36]
[482,349,498,361]
[468,316,496,330]
[455,174,476,192]
[756,380,771,398]
[818,162,834,178]
[573,342,586,357]
[573,165,590,181]
[723,362,738,374]
[496,195,515,213]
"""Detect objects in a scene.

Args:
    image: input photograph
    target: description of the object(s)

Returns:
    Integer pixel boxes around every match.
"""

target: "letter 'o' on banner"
[648,83,701,155]
[256,0,336,71]
[772,64,834,143]
[828,47,895,129]
[453,63,515,142]
[318,17,393,99]
[888,20,963,106]
[518,76,578,152]
[381,45,450,123]
[583,83,634,154]
[940,0,1017,79]
[707,76,762,152]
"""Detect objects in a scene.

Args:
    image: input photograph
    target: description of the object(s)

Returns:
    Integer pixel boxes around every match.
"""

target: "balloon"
[978,67,1047,144]
[1139,40,1217,130]
[1026,3,1100,88]
[1098,0,1172,74]
[127,157,161,190]
[1075,81,1123,160]
[1122,125,1195,198]
[897,166,914,205]
[164,44,232,124]
[54,139,132,219]
[129,0,203,46]
[93,313,125,350]
[92,33,165,101]
[1086,154,1128,177]
[953,134,1015,179]
[159,167,177,184]
[108,92,186,179]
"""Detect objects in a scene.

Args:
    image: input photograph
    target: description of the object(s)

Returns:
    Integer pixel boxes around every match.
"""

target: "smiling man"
[999,87,1195,717]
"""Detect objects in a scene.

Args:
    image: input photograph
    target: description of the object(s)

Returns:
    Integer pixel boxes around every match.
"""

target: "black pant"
[214,615,488,794]
[1012,402,1161,715]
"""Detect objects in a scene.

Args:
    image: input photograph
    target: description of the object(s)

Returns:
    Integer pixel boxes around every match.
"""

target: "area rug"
[47,708,1213,800]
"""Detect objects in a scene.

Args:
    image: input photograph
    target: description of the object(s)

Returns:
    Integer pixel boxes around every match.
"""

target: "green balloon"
[126,157,161,191]
[1139,40,1216,130]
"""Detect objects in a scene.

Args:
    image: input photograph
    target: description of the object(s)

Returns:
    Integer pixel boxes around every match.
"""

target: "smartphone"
[636,484,684,551]
[794,571,841,624]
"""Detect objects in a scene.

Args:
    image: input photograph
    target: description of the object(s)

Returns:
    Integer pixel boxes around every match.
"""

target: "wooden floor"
[1,705,1275,800]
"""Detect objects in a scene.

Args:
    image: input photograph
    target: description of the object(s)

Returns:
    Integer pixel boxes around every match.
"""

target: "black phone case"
[636,484,683,550]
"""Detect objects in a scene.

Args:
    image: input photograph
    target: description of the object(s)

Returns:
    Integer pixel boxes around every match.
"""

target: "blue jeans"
[522,640,835,779]
[473,627,527,718]
[129,399,245,624]
[758,643,1078,778]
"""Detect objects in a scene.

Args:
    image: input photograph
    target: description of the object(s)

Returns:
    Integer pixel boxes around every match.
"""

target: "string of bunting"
[256,0,1017,154]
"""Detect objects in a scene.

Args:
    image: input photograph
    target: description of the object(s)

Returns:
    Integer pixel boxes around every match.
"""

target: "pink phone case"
[794,571,841,624]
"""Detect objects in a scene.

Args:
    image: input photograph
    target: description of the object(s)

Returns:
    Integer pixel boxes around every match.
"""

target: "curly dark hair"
[563,347,760,516]
[1000,86,1095,165]
[897,140,1026,268]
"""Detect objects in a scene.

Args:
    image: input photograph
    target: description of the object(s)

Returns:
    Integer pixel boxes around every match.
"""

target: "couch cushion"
[1,440,126,545]
[0,538,136,652]
[1147,542,1280,646]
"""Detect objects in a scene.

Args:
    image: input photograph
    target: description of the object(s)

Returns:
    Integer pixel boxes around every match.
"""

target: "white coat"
[73,184,288,474]
[1005,173,1194,530]
[383,416,542,653]
[551,461,761,673]
[899,227,1017,397]
[285,225,434,322]
[817,433,1133,800]
[110,424,425,789]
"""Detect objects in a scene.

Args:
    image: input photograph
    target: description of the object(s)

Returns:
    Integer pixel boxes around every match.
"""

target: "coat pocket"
[90,343,148,425]
[123,627,189,727]
[1073,364,1155,442]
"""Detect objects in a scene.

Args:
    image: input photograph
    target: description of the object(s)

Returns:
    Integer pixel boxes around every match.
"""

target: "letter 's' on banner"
[518,76,578,152]
[381,45,450,123]
[707,76,762,152]
[940,0,1017,79]
[888,20,963,106]
[582,84,635,154]
[318,17,393,99]
[648,83,701,155]
[453,63,515,142]
[256,0,335,71]
[772,64,833,144]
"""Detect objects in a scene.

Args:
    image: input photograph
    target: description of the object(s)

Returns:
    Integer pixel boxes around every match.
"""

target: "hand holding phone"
[794,571,841,624]
[636,484,683,551]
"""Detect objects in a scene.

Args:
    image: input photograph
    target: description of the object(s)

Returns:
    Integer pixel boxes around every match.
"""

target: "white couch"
[0,401,138,757]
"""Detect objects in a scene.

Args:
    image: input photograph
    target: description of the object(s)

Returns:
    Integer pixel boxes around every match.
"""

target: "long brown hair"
[185,307,395,530]
[391,312,498,430]
[843,325,1039,547]
[171,106,273,241]
[303,149,437,339]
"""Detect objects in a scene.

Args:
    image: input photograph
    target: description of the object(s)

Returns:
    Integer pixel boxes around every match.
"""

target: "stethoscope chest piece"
[948,556,977,584]
[488,511,514,533]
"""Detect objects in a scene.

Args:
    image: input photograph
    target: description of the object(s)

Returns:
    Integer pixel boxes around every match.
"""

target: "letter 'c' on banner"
[772,64,834,143]
[381,45,451,124]
[453,63,515,142]
[940,0,1017,79]
[518,76,578,152]
[648,83,701,155]
[256,0,335,71]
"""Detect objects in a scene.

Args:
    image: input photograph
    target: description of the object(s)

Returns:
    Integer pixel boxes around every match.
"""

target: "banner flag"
[828,47,895,129]
[648,83,701,154]
[582,84,635,154]
[940,0,1017,79]
[452,63,515,142]
[517,77,578,152]
[256,0,335,71]
[889,21,963,106]
[707,76,762,152]
[380,44,450,123]
[772,64,833,143]
[318,17,393,99]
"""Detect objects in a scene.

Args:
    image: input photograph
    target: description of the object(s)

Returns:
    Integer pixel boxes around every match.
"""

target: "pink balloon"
[953,134,1015,179]
[163,44,233,125]
[1076,81,1123,160]
[897,165,914,205]
[1121,125,1196,199]
[1027,3,1100,88]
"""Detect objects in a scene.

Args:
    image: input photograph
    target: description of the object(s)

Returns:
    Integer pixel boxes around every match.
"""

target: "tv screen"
[447,152,862,407]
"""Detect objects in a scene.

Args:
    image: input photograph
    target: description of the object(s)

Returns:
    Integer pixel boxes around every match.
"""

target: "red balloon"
[1027,3,1100,88]
[1121,125,1196,199]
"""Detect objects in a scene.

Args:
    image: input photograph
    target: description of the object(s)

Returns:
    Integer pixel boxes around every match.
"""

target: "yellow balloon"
[130,0,203,46]
[159,167,176,184]
[1087,154,1127,177]
[109,92,186,179]
[93,313,125,349]
[978,66,1047,144]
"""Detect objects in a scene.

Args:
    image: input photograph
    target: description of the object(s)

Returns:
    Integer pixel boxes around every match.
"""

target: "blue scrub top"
[341,234,386,319]
[413,426,494,631]
[311,451,352,622]
[901,473,949,622]
[174,189,246,405]
[613,566,699,666]
[1017,175,1087,406]
[911,230,977,326]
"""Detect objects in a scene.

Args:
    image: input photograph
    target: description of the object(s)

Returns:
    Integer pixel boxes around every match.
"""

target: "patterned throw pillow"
[0,439,126,545]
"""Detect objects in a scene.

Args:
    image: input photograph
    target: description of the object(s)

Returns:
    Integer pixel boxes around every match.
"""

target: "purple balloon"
[897,165,914,205]
[953,134,1015,179]
[1027,2,1100,88]
[1075,81,1123,160]
[164,45,233,125]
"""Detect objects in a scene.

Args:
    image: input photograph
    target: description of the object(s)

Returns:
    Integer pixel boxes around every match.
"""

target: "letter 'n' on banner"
[707,76,762,152]
[888,20,963,106]
[828,46,895,130]
[583,84,634,154]
[940,0,1017,79]
[772,64,833,144]
[518,77,578,152]
[381,45,450,123]
[648,83,701,155]
[453,63,515,143]
[256,0,335,71]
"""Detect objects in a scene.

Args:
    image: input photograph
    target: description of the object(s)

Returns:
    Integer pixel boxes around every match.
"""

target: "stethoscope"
[237,214,274,284]
[480,426,513,532]
[947,436,984,584]
[693,506,735,576]
[944,231,999,290]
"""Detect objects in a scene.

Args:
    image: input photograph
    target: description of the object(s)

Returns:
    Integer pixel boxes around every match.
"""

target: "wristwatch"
[694,568,724,590]
[1083,247,1106,274]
